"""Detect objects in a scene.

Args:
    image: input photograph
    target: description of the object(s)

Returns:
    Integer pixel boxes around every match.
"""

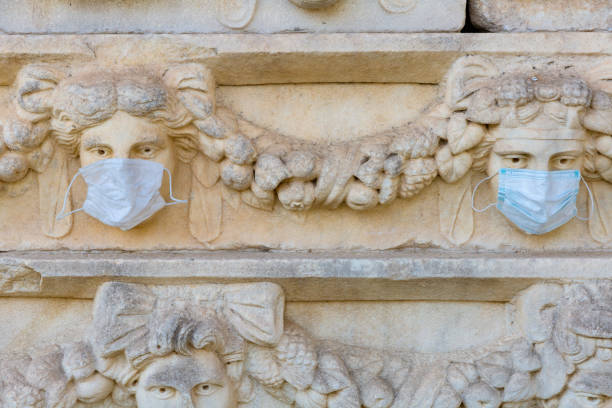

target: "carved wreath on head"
[3,57,612,243]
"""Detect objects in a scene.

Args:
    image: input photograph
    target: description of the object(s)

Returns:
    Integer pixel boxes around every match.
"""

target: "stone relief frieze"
[2,56,612,247]
[216,0,414,29]
[1,280,612,408]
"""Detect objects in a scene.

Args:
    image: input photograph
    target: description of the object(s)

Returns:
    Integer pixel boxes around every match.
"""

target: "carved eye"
[148,386,176,400]
[193,383,220,396]
[89,146,112,158]
[502,155,528,168]
[134,144,160,159]
[551,155,577,170]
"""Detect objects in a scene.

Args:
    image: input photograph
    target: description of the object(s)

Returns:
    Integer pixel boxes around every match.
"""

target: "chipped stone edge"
[0,250,610,301]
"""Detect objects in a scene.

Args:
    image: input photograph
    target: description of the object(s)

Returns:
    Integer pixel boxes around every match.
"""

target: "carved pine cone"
[275,323,318,390]
[245,346,284,388]
[399,158,437,198]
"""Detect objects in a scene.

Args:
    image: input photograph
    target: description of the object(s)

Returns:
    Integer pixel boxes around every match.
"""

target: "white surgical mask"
[57,158,186,231]
[472,168,594,235]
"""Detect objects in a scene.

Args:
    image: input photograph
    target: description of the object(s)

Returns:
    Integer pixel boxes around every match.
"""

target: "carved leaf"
[534,341,569,399]
[432,383,461,408]
[435,145,473,184]
[38,147,72,238]
[359,377,394,408]
[295,388,328,408]
[502,372,536,403]
[164,64,215,120]
[328,385,361,408]
[192,152,220,187]
[438,171,474,245]
[446,363,478,393]
[588,181,612,244]
[476,352,513,389]
[15,64,63,122]
[587,59,612,95]
[189,155,223,244]
[445,56,499,111]
[447,115,485,155]
[462,382,501,408]
[510,340,541,373]
[466,88,501,124]
[311,353,353,395]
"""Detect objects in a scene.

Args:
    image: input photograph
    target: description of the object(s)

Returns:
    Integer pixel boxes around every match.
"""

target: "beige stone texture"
[470,0,612,32]
[2,281,612,407]
[0,0,465,34]
[0,297,508,354]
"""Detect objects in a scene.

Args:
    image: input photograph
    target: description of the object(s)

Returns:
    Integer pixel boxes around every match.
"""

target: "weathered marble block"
[2,35,612,251]
[470,0,612,32]
[0,0,466,33]
[2,280,612,408]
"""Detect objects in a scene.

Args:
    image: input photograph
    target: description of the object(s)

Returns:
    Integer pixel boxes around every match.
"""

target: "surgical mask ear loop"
[471,173,498,213]
[56,171,85,220]
[576,176,595,221]
[163,168,188,206]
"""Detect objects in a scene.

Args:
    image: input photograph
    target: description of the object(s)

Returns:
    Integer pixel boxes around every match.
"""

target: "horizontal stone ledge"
[2,33,612,85]
[0,250,611,301]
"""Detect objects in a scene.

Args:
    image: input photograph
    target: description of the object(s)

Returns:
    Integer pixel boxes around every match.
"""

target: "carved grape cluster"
[0,66,60,187]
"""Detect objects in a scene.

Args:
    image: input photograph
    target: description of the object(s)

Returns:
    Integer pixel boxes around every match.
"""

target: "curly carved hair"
[49,69,200,163]
[438,72,612,183]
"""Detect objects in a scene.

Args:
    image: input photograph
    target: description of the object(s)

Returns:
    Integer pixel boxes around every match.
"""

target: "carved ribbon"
[92,282,285,367]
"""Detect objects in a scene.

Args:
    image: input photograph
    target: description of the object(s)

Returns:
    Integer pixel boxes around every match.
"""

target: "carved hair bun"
[288,0,339,9]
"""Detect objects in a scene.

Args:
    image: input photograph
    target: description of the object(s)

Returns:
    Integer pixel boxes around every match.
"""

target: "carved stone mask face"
[79,111,176,175]
[134,350,238,408]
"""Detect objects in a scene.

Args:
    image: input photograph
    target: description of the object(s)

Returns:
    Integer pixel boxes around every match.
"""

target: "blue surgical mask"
[472,168,593,235]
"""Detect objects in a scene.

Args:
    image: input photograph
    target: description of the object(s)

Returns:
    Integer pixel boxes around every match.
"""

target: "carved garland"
[1,57,612,244]
[1,280,611,407]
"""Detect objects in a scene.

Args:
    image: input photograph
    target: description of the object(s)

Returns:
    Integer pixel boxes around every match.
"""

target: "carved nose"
[178,394,195,408]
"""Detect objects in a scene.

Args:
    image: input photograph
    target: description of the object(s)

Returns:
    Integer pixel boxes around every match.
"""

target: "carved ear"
[444,56,499,111]
[163,64,216,120]
[13,64,63,123]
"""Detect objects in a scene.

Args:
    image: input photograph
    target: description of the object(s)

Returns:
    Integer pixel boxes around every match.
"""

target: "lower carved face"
[559,390,611,408]
[135,350,238,408]
[79,111,176,173]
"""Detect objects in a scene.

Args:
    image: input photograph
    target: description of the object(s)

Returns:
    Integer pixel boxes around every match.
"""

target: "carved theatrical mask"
[4,280,612,407]
[37,66,211,232]
[469,79,594,234]
[436,57,612,243]
[133,350,238,408]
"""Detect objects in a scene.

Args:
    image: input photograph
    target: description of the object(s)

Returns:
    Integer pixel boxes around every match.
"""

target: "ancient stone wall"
[0,1,611,407]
